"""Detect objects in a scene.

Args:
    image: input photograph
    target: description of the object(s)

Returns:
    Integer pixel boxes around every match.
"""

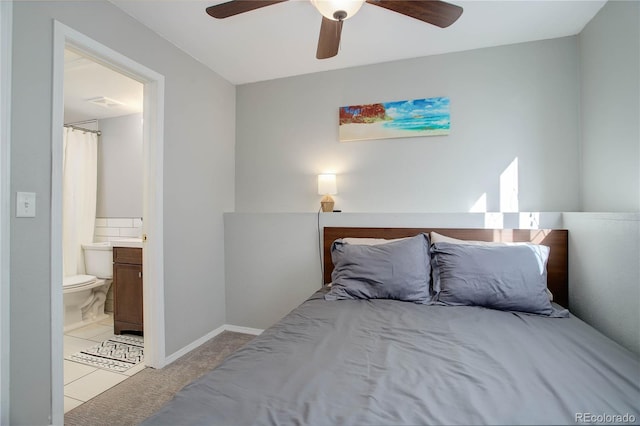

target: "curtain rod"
[64,124,102,136]
[66,118,97,125]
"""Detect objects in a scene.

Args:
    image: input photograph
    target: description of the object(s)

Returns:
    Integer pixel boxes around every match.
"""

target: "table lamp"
[317,174,337,212]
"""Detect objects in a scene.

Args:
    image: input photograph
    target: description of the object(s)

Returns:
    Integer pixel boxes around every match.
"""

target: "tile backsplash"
[94,217,143,242]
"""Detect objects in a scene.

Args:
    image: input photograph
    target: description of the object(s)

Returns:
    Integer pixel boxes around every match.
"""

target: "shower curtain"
[62,127,98,277]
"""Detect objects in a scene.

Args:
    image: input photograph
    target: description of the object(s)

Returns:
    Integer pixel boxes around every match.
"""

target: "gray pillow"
[431,242,553,315]
[325,233,431,304]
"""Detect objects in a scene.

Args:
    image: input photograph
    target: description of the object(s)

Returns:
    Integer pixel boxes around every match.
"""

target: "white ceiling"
[111,0,606,85]
[64,0,606,121]
[64,49,143,123]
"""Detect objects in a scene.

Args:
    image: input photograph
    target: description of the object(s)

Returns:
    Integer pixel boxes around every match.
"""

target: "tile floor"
[63,315,146,413]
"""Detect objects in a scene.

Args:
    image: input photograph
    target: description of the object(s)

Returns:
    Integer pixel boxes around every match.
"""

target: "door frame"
[51,21,166,424]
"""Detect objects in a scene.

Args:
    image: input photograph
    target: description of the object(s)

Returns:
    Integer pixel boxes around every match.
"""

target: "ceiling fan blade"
[365,0,462,28]
[316,17,343,60]
[206,0,288,19]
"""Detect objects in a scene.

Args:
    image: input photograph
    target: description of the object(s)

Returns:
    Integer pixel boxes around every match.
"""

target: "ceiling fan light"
[310,0,365,21]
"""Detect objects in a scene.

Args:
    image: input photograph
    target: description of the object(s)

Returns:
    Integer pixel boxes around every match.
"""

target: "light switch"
[16,192,36,218]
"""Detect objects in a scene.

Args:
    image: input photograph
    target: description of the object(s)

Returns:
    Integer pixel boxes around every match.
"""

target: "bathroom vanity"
[113,246,143,335]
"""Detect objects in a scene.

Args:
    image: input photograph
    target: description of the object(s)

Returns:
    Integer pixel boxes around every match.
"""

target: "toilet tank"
[82,242,113,279]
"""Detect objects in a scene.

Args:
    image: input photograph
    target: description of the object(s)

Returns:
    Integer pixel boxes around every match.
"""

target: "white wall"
[563,213,640,355]
[96,113,143,218]
[236,37,581,213]
[578,0,639,212]
[224,212,563,329]
[10,2,234,424]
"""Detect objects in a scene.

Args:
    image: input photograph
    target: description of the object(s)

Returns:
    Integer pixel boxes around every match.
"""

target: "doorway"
[51,21,166,425]
[62,47,144,413]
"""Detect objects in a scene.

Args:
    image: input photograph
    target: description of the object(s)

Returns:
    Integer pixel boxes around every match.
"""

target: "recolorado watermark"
[575,412,636,424]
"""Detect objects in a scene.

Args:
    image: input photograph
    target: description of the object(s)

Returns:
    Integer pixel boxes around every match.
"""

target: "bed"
[142,227,640,425]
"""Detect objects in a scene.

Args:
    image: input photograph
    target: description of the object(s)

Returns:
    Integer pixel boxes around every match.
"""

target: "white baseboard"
[224,324,264,335]
[163,324,227,365]
[163,324,263,366]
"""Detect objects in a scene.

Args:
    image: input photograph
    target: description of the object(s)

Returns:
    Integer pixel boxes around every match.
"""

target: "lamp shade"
[317,174,337,195]
[310,0,365,21]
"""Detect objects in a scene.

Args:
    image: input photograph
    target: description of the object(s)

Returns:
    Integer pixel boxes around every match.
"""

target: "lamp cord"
[317,206,324,286]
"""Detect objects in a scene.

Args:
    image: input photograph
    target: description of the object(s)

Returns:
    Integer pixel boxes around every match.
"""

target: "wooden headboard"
[323,227,569,308]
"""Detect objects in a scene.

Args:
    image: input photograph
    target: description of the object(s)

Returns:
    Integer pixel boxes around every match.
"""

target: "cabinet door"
[113,263,143,328]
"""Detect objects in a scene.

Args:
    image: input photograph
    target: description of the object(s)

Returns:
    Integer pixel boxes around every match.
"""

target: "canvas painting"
[339,97,450,142]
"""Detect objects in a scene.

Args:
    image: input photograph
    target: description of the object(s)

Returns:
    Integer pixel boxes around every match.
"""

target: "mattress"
[142,288,640,425]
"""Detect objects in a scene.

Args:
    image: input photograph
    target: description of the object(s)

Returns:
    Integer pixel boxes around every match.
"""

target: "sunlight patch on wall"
[500,157,519,212]
[470,193,487,213]
[468,157,522,229]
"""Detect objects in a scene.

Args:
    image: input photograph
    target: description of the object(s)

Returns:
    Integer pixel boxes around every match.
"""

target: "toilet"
[63,242,113,332]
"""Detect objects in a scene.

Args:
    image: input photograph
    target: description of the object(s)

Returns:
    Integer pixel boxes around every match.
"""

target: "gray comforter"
[142,289,640,425]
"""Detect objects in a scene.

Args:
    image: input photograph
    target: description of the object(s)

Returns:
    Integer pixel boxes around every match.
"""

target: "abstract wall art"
[339,97,450,142]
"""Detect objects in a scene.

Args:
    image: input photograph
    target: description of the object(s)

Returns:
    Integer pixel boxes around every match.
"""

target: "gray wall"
[579,0,640,212]
[225,211,640,356]
[10,2,234,424]
[563,213,640,355]
[236,37,581,213]
[96,113,143,218]
[224,212,563,329]
[228,1,640,359]
[224,213,323,329]
[0,3,10,423]
[559,0,640,356]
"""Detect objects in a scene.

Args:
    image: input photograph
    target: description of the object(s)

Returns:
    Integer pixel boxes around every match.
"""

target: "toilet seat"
[63,274,111,331]
[63,274,98,291]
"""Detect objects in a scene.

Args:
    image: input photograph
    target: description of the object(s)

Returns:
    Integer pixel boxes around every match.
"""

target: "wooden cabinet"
[113,247,143,335]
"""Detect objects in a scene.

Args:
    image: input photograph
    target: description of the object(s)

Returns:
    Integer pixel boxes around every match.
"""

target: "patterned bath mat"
[67,334,144,373]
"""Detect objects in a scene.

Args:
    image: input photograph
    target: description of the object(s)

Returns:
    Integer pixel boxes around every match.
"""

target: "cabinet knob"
[138,271,142,278]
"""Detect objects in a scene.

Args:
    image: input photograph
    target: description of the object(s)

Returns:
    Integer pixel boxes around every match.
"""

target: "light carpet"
[64,330,254,426]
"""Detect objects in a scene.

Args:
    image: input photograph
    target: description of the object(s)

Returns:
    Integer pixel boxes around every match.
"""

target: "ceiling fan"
[205,0,463,59]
